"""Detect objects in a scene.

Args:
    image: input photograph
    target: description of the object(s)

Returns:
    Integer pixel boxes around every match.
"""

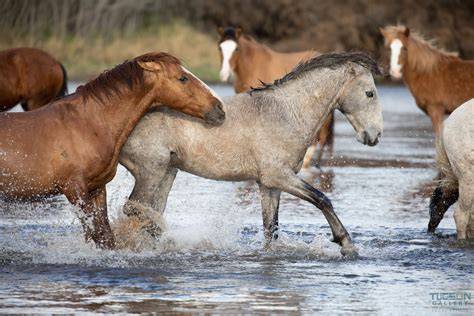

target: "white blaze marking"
[219,40,237,82]
[389,39,403,79]
[182,66,223,103]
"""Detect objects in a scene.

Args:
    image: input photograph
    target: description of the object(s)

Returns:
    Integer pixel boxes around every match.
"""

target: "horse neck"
[79,87,153,150]
[404,37,447,80]
[235,37,272,83]
[258,68,345,139]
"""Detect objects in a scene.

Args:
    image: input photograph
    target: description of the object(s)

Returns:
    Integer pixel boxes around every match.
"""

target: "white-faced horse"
[120,52,384,256]
[428,99,474,239]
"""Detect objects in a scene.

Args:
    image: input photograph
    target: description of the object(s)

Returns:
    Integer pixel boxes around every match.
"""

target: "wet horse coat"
[0,47,68,111]
[0,52,224,249]
[120,52,384,256]
[381,25,474,134]
[217,27,334,168]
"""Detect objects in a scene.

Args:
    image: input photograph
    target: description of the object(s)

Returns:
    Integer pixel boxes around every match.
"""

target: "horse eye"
[179,75,188,84]
[366,91,374,98]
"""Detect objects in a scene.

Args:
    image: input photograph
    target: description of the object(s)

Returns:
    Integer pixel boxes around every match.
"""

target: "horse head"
[217,26,242,82]
[137,52,225,125]
[380,25,410,79]
[337,62,383,147]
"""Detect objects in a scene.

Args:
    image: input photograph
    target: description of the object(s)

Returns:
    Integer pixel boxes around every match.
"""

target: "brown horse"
[0,47,68,111]
[217,27,334,168]
[381,25,474,134]
[0,52,225,249]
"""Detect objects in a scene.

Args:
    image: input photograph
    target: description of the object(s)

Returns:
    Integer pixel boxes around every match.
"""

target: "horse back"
[405,58,474,113]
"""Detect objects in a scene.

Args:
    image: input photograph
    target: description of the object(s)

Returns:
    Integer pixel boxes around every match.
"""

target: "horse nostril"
[363,131,369,144]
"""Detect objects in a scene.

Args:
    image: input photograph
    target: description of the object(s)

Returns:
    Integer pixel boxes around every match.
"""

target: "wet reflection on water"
[0,85,472,314]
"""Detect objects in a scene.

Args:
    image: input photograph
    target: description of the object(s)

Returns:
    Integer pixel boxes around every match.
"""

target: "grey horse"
[120,52,384,256]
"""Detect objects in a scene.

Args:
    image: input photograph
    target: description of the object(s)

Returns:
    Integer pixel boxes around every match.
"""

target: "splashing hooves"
[341,244,359,258]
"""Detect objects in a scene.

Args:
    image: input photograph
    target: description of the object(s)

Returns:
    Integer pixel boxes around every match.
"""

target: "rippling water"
[0,84,472,314]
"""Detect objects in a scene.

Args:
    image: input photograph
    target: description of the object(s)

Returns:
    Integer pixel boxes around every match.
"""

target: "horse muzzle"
[389,68,402,79]
[219,69,231,82]
[357,128,382,147]
[204,101,226,126]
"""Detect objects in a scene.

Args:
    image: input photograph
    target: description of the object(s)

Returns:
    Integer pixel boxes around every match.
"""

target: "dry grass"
[0,21,221,81]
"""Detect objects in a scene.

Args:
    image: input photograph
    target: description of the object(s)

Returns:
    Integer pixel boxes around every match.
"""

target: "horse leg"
[428,185,459,233]
[122,153,174,237]
[141,167,178,237]
[315,113,335,165]
[257,182,281,245]
[260,170,357,257]
[426,106,445,135]
[302,144,317,169]
[64,185,115,249]
[454,179,474,239]
[150,167,178,213]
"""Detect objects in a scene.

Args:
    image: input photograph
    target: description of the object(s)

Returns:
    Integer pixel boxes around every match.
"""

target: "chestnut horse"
[0,47,68,111]
[381,25,474,134]
[0,52,225,249]
[217,27,334,169]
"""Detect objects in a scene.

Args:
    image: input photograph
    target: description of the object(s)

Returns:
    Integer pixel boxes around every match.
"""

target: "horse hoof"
[341,244,359,258]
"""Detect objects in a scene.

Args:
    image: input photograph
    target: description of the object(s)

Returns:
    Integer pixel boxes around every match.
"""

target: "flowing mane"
[250,52,384,93]
[383,25,459,74]
[79,52,181,103]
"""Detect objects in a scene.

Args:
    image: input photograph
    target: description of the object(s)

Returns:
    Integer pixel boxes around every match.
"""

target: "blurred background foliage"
[1,0,472,81]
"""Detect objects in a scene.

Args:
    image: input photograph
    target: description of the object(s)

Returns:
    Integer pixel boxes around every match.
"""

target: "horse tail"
[436,130,457,190]
[57,62,69,97]
[428,131,459,233]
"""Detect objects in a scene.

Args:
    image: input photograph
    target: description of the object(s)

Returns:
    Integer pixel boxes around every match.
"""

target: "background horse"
[428,99,474,239]
[120,52,384,257]
[0,47,68,111]
[217,26,334,169]
[381,25,474,134]
[0,52,224,249]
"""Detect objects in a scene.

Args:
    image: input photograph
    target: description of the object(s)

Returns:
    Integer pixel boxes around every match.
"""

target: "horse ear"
[138,61,162,72]
[379,27,386,37]
[404,27,410,37]
[235,27,242,39]
[217,26,224,36]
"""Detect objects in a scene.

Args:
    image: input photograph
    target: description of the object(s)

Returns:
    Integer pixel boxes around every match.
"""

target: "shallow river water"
[0,84,472,314]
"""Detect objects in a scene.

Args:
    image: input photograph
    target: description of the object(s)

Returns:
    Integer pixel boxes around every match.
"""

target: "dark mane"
[250,52,385,93]
[79,52,181,103]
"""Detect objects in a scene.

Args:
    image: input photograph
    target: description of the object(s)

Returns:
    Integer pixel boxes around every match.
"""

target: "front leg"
[260,169,357,257]
[257,182,281,245]
[64,185,115,249]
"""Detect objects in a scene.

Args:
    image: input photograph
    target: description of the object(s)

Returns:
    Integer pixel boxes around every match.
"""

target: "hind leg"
[428,186,459,233]
[454,179,474,239]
